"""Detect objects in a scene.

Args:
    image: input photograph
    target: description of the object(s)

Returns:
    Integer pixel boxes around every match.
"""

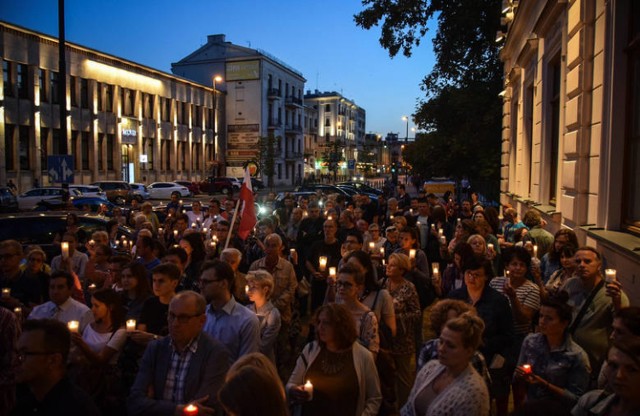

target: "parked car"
[199,177,236,195]
[295,184,353,200]
[129,183,150,200]
[0,212,134,262]
[227,177,242,190]
[336,181,384,196]
[147,182,191,199]
[16,188,82,211]
[173,180,200,195]
[35,196,119,213]
[0,187,18,213]
[69,185,107,200]
[236,177,265,190]
[90,181,134,205]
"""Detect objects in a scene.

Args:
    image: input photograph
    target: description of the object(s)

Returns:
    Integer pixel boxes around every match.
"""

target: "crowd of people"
[0,184,639,416]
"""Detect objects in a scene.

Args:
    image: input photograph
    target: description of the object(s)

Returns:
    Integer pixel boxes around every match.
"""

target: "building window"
[5,125,15,171]
[161,98,169,122]
[181,142,186,170]
[105,84,113,112]
[3,60,11,98]
[325,104,331,112]
[50,72,59,104]
[16,63,28,99]
[97,83,103,111]
[39,69,46,102]
[98,134,104,170]
[623,2,640,231]
[71,131,78,165]
[80,78,89,109]
[278,79,282,96]
[81,132,90,170]
[52,129,62,155]
[143,137,154,170]
[106,134,114,170]
[70,76,77,107]
[164,140,171,170]
[277,163,282,179]
[40,127,49,168]
[524,83,534,198]
[128,90,136,116]
[193,143,200,170]
[18,126,31,170]
[325,118,331,127]
[548,57,561,205]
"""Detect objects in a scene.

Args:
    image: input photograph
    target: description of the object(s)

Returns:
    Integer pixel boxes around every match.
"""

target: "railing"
[285,96,303,106]
[267,88,281,98]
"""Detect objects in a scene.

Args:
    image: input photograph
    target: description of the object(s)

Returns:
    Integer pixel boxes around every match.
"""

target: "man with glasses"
[0,240,42,312]
[200,260,260,363]
[13,319,100,415]
[128,291,229,416]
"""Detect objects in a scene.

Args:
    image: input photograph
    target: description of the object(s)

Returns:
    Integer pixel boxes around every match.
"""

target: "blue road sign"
[47,155,75,184]
[348,159,356,170]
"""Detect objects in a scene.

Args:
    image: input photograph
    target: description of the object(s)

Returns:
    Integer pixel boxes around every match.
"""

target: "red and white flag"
[237,168,257,240]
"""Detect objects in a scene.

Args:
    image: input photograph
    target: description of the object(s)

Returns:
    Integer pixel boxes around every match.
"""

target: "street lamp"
[212,75,223,177]
[402,116,409,142]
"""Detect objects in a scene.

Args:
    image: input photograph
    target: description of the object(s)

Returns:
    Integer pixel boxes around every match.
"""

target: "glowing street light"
[212,75,223,176]
[402,115,409,142]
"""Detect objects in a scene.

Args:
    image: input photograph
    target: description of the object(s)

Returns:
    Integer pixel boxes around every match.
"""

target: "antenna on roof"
[316,71,319,91]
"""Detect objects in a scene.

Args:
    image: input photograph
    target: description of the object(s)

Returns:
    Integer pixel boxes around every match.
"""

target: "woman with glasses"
[287,303,381,416]
[335,264,379,356]
[246,270,281,364]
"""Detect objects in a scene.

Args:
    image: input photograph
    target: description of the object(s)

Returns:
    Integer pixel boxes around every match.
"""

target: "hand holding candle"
[329,267,337,282]
[409,249,416,260]
[319,256,327,272]
[533,245,538,258]
[303,380,314,400]
[61,242,69,259]
[183,403,199,415]
[605,269,617,283]
[126,319,137,332]
[67,320,79,333]
[1,288,10,299]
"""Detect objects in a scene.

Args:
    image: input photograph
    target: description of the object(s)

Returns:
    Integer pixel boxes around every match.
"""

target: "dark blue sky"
[1,0,435,136]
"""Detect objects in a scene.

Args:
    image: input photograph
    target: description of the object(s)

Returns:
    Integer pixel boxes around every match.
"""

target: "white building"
[0,21,219,190]
[499,0,640,301]
[172,34,306,186]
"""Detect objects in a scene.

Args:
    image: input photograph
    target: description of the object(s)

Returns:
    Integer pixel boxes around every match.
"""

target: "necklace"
[320,347,352,375]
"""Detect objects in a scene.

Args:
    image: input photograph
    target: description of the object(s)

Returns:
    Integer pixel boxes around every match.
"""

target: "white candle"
[202,227,208,234]
[389,215,394,220]
[67,320,79,333]
[212,235,218,242]
[416,221,421,226]
[409,249,416,260]
[61,242,69,259]
[605,269,617,283]
[533,245,538,258]
[158,227,164,235]
[88,283,97,291]
[245,285,250,295]
[126,319,136,332]
[438,228,444,237]
[1,288,10,298]
[290,248,296,256]
[179,200,183,205]
[210,240,217,249]
[13,306,22,315]
[327,215,333,221]
[191,222,197,229]
[382,259,386,266]
[379,247,385,256]
[457,218,461,225]
[303,380,314,400]
[369,242,375,251]
[319,256,327,272]
[89,239,95,246]
[431,224,435,231]
[487,243,494,251]
[439,235,447,245]
[329,267,337,279]
[432,263,440,277]
[410,209,414,215]
[173,229,178,237]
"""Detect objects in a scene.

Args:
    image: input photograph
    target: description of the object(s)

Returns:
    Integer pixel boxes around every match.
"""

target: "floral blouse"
[385,279,421,355]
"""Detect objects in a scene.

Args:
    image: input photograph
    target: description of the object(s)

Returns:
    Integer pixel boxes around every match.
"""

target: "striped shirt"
[489,276,540,335]
[163,335,200,403]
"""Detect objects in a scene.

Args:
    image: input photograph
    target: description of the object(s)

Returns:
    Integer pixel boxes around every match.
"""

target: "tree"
[321,139,346,182]
[355,0,503,201]
[257,135,280,189]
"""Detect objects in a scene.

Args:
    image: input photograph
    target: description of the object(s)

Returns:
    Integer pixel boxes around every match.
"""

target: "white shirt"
[51,250,89,280]
[28,296,94,332]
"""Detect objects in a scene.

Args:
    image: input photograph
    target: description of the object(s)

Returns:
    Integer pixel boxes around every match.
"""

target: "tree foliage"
[355,0,503,200]
[321,139,346,182]
[257,135,280,188]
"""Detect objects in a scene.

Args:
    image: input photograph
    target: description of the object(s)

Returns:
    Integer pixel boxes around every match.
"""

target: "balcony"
[285,150,303,161]
[267,119,283,130]
[285,124,303,135]
[267,88,281,100]
[285,96,303,108]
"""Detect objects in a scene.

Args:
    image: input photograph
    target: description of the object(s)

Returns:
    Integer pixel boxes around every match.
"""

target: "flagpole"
[225,197,242,250]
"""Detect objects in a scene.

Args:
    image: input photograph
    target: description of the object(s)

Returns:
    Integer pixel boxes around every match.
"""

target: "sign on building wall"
[226,60,260,81]
[227,124,260,160]
[121,118,139,144]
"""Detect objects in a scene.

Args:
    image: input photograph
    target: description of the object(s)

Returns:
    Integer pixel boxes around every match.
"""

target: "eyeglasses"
[15,350,59,363]
[465,271,486,280]
[168,312,202,323]
[336,280,354,289]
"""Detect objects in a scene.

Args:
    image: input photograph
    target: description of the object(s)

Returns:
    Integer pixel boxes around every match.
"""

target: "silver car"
[129,183,150,200]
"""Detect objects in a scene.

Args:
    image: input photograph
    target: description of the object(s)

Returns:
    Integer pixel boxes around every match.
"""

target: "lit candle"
[179,200,183,205]
[487,243,494,251]
[329,267,337,280]
[382,259,386,266]
[522,364,532,375]
[183,403,199,415]
[89,239,96,247]
[303,380,314,400]
[67,320,79,333]
[13,306,22,315]
[173,229,178,237]
[533,245,538,258]
[457,218,461,225]
[409,249,416,260]
[245,285,250,295]
[212,235,218,242]
[327,215,333,221]
[158,227,164,235]
[438,228,444,237]
[88,283,97,291]
[605,269,617,283]
[318,256,328,272]
[126,319,137,332]
[202,227,208,234]
[1,288,10,299]
[191,222,197,229]
[389,215,394,220]
[416,221,421,226]
[369,242,375,251]
[431,224,435,232]
[432,263,440,277]
[210,240,217,249]
[290,248,296,256]
[439,235,447,245]
[410,209,414,215]
[61,242,69,259]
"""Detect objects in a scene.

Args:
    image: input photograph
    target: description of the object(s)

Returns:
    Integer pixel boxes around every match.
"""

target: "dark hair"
[314,303,357,349]
[559,244,577,259]
[610,335,640,368]
[522,210,542,228]
[92,288,126,330]
[94,244,112,258]
[345,229,363,244]
[106,219,119,234]
[461,255,494,280]
[181,232,206,263]
[22,319,71,361]
[614,307,640,337]
[399,226,420,248]
[165,246,188,264]
[151,262,182,281]
[137,235,154,250]
[548,229,579,261]
[344,250,378,292]
[483,207,501,236]
[123,262,152,300]
[217,219,231,229]
[540,291,573,323]
[338,263,365,286]
[503,246,532,269]
[453,242,475,261]
[200,260,235,291]
[108,255,131,267]
[218,366,289,416]
[175,213,189,223]
[431,205,446,224]
[458,219,478,237]
[50,271,74,289]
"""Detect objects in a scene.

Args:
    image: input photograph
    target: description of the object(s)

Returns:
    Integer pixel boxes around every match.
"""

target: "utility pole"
[58,0,67,154]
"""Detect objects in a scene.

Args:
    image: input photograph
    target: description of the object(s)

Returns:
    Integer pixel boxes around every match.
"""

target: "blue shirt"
[203,296,260,363]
